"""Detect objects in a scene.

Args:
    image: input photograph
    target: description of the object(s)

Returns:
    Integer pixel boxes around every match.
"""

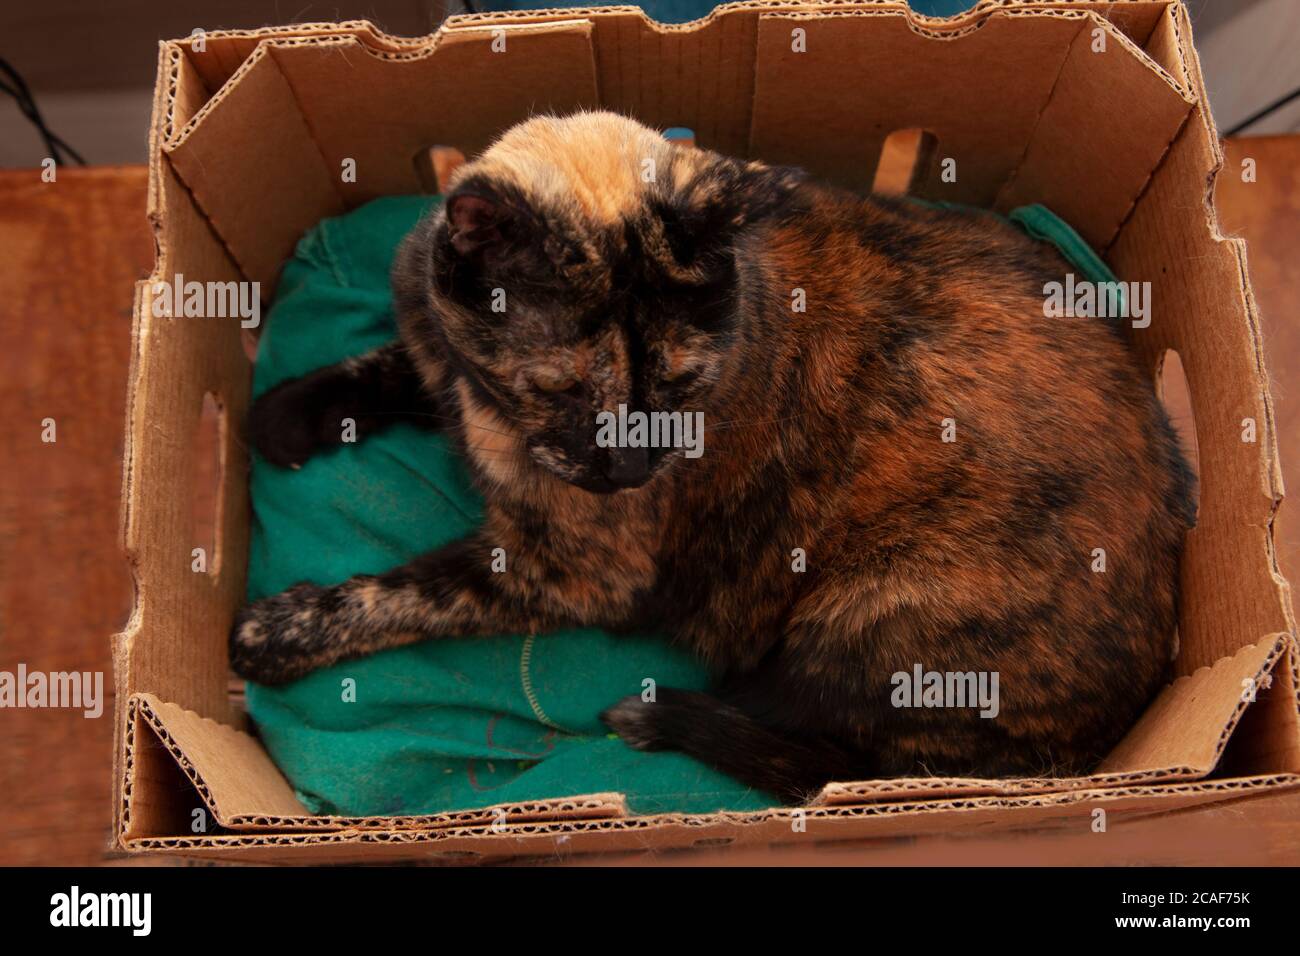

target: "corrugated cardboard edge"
[124,693,628,834]
[123,636,1293,831]
[1097,634,1292,773]
[144,3,1193,289]
[119,774,1300,863]
[165,20,600,154]
[154,2,1177,156]
[438,1,1171,41]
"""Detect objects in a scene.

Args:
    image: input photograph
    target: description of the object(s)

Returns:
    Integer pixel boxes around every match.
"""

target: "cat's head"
[394,111,804,494]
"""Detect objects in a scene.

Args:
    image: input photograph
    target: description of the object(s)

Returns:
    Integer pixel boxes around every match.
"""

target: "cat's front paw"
[248,368,358,468]
[229,583,334,685]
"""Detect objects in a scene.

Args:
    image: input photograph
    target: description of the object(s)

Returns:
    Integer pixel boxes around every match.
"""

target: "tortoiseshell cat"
[232,111,1194,802]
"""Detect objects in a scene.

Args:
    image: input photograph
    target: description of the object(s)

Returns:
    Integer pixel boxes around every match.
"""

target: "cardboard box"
[113,0,1300,863]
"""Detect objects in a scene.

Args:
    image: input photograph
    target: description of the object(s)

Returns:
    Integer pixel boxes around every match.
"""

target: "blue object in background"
[906,0,974,15]
[472,0,976,24]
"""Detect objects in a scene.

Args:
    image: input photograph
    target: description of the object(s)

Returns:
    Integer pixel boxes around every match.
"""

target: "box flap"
[813,634,1294,807]
[1098,634,1290,773]
[119,773,1300,862]
[129,694,309,826]
[1107,0,1296,678]
[125,693,629,831]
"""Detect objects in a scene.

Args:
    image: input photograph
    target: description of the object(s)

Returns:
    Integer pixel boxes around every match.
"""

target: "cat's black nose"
[604,446,650,488]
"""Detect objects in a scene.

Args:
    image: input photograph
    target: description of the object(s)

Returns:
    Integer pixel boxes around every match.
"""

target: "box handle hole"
[1156,348,1200,524]
[872,128,937,196]
[191,391,226,577]
[414,145,467,195]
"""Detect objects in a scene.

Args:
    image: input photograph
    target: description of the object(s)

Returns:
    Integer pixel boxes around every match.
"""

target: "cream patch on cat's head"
[449,111,679,226]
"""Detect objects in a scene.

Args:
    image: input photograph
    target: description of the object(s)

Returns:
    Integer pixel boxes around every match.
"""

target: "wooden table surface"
[0,139,1295,867]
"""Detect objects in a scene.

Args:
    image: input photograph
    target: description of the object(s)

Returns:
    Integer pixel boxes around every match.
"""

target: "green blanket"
[245,193,1117,818]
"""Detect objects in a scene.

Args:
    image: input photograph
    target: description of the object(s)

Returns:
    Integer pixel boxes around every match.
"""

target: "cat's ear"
[654,154,805,267]
[446,189,513,258]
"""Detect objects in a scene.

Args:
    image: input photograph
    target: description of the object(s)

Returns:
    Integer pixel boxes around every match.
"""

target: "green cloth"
[245,195,774,816]
[1008,203,1125,313]
[245,194,1116,818]
[915,199,1123,294]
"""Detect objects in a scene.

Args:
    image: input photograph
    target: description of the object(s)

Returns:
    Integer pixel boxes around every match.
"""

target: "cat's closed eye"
[660,366,700,387]
[658,348,707,387]
[530,369,582,396]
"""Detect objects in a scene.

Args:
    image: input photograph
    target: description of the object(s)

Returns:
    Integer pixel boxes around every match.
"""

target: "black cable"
[0,58,83,163]
[0,67,86,165]
[0,56,87,166]
[0,75,62,164]
[1222,85,1300,139]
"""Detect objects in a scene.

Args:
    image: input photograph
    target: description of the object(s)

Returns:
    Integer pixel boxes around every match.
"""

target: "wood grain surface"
[1218,136,1300,589]
[0,166,149,865]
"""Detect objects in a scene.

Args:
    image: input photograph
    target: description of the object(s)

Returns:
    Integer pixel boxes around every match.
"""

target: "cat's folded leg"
[229,530,629,685]
[249,341,444,468]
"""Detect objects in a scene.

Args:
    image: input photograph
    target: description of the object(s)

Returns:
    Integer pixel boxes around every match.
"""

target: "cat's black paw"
[229,583,332,685]
[248,368,361,468]
[601,695,673,751]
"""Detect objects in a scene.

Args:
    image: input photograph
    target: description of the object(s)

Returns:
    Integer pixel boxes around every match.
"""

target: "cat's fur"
[233,111,1194,803]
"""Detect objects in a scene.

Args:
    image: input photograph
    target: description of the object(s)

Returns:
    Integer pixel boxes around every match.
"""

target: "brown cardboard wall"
[992,12,1193,248]
[750,10,1085,198]
[1108,97,1293,677]
[166,45,345,290]
[277,22,601,207]
[116,156,250,729]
